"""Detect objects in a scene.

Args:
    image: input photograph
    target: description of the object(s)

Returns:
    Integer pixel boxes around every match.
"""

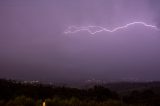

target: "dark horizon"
[1,0,160,83]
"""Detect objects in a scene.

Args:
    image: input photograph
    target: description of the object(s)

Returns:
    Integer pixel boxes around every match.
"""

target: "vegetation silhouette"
[1,79,160,106]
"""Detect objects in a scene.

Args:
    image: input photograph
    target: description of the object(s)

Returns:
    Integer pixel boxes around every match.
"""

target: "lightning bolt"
[64,22,159,35]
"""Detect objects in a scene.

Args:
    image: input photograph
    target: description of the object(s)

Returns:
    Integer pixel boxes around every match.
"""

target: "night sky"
[1,0,160,83]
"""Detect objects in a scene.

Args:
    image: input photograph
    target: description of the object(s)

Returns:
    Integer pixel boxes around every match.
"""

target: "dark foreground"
[0,79,160,106]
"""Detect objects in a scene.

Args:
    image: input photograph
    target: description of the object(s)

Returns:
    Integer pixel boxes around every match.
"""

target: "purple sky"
[0,0,160,83]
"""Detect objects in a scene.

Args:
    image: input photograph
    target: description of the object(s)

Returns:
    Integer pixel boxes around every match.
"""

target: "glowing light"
[43,101,46,106]
[64,22,159,34]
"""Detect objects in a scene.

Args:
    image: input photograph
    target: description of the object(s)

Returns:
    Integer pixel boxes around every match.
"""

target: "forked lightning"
[64,22,159,34]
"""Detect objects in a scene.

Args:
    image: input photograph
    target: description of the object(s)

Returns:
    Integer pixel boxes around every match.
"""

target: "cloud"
[148,0,160,27]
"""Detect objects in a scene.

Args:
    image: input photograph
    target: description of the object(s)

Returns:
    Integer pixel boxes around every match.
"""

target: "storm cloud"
[0,0,160,83]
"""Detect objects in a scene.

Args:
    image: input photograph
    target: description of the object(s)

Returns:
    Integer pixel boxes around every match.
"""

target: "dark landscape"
[1,79,160,106]
[1,0,160,106]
